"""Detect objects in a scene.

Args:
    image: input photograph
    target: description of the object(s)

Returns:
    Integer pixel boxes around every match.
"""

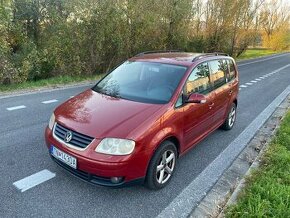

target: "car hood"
[54,89,163,139]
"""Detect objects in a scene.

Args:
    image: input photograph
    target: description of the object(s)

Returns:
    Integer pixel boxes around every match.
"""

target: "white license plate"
[51,146,77,169]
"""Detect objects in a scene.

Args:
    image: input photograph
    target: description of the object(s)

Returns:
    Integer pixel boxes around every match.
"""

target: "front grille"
[53,122,94,149]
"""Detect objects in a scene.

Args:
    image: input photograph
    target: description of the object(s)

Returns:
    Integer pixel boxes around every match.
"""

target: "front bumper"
[45,127,147,187]
[50,155,144,187]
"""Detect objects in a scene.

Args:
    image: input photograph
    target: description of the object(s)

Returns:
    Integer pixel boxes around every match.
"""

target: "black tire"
[221,103,237,130]
[145,141,177,190]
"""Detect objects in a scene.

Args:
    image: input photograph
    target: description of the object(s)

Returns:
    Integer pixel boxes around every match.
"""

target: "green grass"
[237,48,280,60]
[0,74,105,93]
[225,111,290,218]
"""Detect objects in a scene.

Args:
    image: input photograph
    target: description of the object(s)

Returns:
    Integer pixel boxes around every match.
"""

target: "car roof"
[129,52,231,67]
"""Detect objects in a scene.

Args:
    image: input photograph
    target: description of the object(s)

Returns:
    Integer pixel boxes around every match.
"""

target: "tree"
[260,0,290,50]
[0,0,289,85]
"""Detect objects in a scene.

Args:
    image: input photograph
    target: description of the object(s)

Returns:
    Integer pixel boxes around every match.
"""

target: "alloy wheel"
[228,106,236,127]
[156,150,176,184]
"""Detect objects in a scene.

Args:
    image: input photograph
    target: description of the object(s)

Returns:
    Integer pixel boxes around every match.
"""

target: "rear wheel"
[221,103,237,130]
[145,141,177,190]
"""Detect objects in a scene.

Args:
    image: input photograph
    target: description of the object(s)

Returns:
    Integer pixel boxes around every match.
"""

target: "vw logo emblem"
[64,131,73,143]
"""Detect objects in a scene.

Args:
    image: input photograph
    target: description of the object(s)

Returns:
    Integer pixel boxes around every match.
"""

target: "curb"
[190,94,290,218]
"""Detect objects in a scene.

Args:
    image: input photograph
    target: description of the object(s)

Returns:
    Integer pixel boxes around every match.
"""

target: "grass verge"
[237,48,280,60]
[225,111,290,217]
[0,74,105,93]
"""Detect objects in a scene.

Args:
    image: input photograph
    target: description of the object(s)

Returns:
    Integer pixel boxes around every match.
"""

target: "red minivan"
[45,51,239,189]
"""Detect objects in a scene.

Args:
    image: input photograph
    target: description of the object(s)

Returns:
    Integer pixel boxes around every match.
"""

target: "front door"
[182,62,215,150]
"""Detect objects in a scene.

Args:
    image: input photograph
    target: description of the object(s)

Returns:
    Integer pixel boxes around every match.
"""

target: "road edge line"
[157,84,290,218]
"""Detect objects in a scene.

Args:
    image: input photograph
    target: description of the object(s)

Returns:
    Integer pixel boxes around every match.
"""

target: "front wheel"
[145,141,177,190]
[221,103,237,130]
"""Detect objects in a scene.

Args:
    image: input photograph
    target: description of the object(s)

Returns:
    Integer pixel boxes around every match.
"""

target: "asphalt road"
[0,53,290,217]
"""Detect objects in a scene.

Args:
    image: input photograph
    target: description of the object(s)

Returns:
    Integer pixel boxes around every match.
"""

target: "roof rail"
[192,52,229,62]
[135,50,182,57]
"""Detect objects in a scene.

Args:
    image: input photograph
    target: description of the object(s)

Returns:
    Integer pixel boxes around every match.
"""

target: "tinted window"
[209,60,227,89]
[227,59,236,81]
[185,62,211,95]
[92,61,187,104]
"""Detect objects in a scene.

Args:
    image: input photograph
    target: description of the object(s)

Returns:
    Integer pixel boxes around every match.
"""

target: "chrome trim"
[52,123,94,151]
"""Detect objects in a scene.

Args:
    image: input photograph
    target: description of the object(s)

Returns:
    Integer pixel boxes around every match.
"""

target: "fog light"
[110,177,123,184]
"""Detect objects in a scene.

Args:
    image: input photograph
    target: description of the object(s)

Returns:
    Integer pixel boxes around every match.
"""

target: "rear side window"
[227,59,236,81]
[185,62,211,95]
[209,60,227,89]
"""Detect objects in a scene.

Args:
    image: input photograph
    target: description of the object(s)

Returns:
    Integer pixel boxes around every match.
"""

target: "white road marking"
[13,169,56,192]
[238,53,289,67]
[239,88,241,91]
[251,80,257,83]
[246,82,253,85]
[6,105,26,111]
[259,76,265,79]
[255,78,261,81]
[42,99,58,104]
[240,85,247,88]
[70,96,74,98]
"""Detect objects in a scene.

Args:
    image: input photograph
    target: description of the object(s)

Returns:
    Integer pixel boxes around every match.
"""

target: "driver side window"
[185,62,211,96]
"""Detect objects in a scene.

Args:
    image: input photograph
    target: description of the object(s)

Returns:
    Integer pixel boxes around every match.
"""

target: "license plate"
[51,146,77,169]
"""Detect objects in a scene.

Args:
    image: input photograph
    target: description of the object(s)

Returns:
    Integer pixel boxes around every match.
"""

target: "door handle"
[209,102,215,109]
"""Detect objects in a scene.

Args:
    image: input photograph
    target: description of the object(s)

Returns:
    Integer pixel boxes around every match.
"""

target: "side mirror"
[186,93,207,104]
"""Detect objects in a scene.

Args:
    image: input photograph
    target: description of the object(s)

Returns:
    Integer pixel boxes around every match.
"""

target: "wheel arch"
[233,98,238,107]
[144,130,181,175]
[163,136,180,157]
[144,133,180,189]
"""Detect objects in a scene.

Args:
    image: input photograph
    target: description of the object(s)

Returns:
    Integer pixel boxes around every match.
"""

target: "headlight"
[48,113,55,130]
[95,138,135,155]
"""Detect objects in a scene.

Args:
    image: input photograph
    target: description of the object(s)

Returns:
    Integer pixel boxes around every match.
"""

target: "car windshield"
[92,61,187,104]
